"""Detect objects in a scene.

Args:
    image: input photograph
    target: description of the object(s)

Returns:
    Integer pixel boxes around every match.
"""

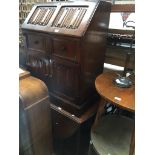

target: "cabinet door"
[52,57,80,102]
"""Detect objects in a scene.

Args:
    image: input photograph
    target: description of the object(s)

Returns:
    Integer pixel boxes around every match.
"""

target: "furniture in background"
[104,4,135,72]
[89,71,135,155]
[19,68,53,155]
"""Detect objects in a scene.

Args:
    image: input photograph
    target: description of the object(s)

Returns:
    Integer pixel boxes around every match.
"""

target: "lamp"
[114,52,133,88]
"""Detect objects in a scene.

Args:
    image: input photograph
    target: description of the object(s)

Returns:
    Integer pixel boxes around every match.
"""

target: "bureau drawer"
[53,39,78,61]
[27,34,46,52]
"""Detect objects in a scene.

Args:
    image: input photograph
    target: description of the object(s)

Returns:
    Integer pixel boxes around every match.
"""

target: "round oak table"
[95,71,135,112]
[90,72,135,155]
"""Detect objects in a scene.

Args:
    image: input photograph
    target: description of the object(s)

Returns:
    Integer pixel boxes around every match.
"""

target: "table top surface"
[95,72,135,112]
[19,68,30,80]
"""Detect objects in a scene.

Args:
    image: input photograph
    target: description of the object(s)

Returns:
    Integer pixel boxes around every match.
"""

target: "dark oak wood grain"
[22,0,111,115]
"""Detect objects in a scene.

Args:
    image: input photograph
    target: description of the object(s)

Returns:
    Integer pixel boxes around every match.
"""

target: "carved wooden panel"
[52,6,88,29]
[52,57,80,102]
[28,6,56,26]
[26,52,53,78]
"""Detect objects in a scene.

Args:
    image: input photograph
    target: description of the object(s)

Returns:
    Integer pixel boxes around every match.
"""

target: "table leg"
[92,98,106,131]
[129,126,135,155]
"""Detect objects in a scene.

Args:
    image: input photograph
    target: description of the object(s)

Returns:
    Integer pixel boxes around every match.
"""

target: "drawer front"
[27,34,46,52]
[53,39,78,61]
